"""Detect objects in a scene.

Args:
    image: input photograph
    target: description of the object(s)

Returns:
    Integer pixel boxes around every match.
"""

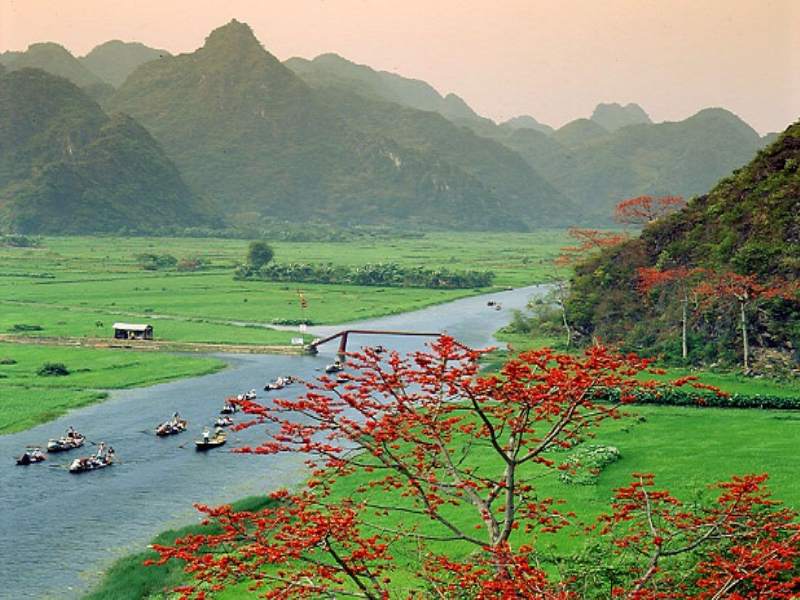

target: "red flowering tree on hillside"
[146,338,799,598]
[637,266,702,360]
[614,195,686,226]
[547,228,629,346]
[694,272,799,370]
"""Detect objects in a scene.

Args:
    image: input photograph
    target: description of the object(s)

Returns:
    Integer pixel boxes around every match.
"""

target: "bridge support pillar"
[337,331,349,358]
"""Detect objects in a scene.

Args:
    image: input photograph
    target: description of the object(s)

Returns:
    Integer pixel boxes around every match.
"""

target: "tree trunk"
[740,300,750,371]
[557,282,572,348]
[681,295,688,360]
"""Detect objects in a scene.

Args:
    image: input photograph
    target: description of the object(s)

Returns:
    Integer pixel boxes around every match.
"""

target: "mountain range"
[0,20,787,233]
[0,68,210,233]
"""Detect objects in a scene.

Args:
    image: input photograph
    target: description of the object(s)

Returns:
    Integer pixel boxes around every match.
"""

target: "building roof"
[112,323,152,331]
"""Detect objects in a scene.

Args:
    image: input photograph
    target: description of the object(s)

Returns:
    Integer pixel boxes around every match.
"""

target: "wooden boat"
[16,450,46,466]
[47,435,85,453]
[155,419,188,437]
[195,433,227,451]
[68,455,114,473]
[220,403,237,415]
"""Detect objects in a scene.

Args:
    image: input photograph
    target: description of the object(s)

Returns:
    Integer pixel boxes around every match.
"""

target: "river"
[0,284,547,599]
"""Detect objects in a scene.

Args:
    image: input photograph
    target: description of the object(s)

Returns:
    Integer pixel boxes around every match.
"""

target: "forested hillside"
[0,68,211,233]
[564,121,800,367]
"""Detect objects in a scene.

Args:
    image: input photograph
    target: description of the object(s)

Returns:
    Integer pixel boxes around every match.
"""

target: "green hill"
[564,121,800,365]
[0,68,211,234]
[590,102,651,131]
[285,52,481,123]
[0,42,114,102]
[499,115,554,136]
[81,40,171,87]
[111,20,571,230]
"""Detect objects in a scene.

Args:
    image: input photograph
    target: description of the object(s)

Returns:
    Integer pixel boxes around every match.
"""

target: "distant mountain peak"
[203,19,263,53]
[591,102,651,131]
[500,115,554,136]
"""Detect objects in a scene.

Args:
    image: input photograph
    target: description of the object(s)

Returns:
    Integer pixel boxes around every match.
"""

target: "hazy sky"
[1,0,798,134]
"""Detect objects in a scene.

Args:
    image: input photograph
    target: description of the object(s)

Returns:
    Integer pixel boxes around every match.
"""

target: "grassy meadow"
[0,343,223,434]
[0,232,567,346]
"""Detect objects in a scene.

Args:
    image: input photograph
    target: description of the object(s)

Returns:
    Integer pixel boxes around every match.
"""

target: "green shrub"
[237,261,494,289]
[596,387,800,410]
[37,362,70,376]
[0,358,17,365]
[559,445,621,485]
[10,323,43,332]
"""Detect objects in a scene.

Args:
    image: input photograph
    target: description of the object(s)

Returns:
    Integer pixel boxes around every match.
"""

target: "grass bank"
[0,343,224,434]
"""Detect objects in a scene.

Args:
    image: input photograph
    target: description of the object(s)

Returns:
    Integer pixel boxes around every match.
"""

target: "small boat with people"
[220,399,238,415]
[47,426,85,452]
[214,415,233,428]
[155,412,188,437]
[69,443,116,473]
[16,447,46,466]
[264,376,293,391]
[325,360,344,374]
[195,427,227,451]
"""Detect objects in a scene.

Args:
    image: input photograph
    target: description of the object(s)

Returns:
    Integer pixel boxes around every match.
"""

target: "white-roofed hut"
[112,323,154,341]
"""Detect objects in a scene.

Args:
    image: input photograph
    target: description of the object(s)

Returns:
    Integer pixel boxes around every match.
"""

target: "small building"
[112,322,154,341]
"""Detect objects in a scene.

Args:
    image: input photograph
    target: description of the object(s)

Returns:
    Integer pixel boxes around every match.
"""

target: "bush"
[0,358,17,365]
[135,253,178,271]
[559,445,621,485]
[176,256,207,272]
[37,362,70,376]
[0,234,41,247]
[10,324,43,332]
[246,241,274,270]
[237,262,494,290]
[596,387,800,410]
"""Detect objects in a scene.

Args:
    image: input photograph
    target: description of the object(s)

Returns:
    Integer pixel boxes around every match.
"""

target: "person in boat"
[106,447,116,463]
[170,411,182,427]
[214,426,224,438]
[66,426,79,439]
[95,442,106,460]
[202,427,211,443]
[31,447,45,461]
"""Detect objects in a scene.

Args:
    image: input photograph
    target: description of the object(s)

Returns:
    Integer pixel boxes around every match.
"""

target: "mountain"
[0,68,211,234]
[81,40,170,87]
[551,118,611,147]
[564,121,800,364]
[111,20,572,230]
[513,109,766,219]
[0,42,114,102]
[590,102,651,131]
[285,52,482,123]
[499,115,554,136]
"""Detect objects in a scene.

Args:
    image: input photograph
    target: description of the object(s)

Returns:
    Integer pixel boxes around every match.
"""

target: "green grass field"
[0,343,223,434]
[0,232,567,345]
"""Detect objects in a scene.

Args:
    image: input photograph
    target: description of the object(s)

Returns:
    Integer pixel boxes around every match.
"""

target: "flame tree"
[614,195,686,226]
[146,338,799,598]
[695,272,798,371]
[637,267,701,361]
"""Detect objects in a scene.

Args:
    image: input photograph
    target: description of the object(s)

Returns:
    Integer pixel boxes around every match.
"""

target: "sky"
[1,0,798,134]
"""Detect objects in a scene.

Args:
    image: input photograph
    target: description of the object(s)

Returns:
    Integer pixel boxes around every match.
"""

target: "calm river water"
[0,285,546,599]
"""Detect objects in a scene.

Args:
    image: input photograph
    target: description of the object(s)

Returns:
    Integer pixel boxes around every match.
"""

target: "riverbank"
[0,343,225,435]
